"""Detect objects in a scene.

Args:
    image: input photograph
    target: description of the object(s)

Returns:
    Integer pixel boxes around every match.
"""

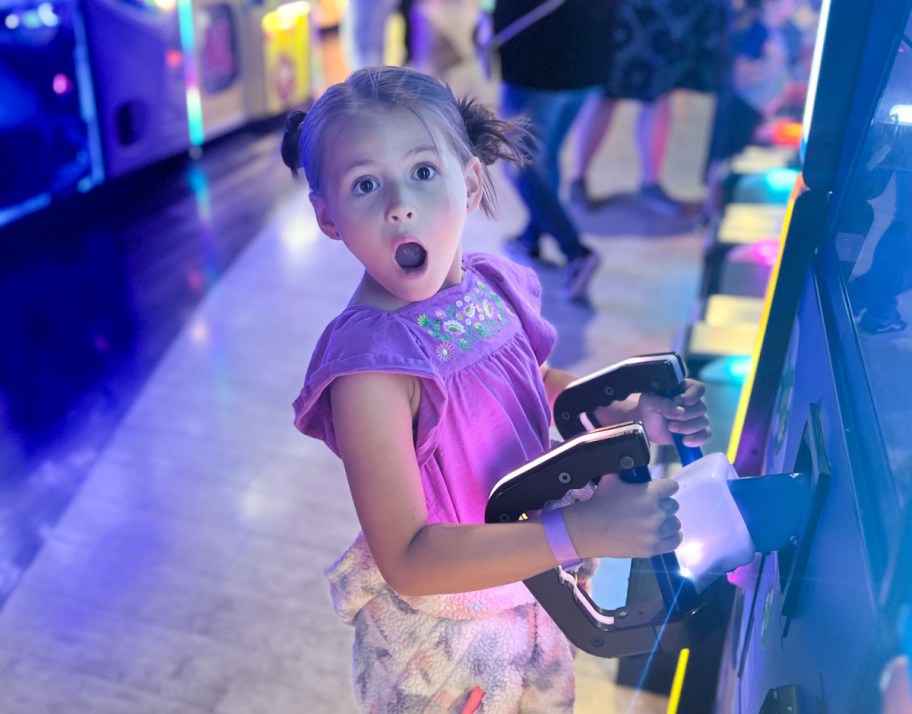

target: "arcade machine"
[485,353,811,712]
[0,0,104,226]
[717,0,912,709]
[185,0,248,143]
[482,5,912,710]
[242,0,311,121]
[81,0,191,179]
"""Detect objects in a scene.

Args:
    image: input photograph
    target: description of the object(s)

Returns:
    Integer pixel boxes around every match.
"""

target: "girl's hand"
[565,474,683,559]
[636,377,711,448]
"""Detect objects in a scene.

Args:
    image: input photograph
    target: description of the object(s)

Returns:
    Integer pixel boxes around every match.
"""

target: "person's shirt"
[493,0,614,91]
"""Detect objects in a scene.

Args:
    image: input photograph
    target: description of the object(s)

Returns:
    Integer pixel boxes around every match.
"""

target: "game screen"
[831,18,912,506]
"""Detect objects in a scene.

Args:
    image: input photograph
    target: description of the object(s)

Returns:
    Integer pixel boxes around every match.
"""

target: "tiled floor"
[0,91,715,712]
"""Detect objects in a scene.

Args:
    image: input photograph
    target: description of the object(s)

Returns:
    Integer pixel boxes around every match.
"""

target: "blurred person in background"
[494,0,611,301]
[568,0,725,215]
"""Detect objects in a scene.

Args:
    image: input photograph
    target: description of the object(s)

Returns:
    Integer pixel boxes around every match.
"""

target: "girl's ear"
[309,191,342,240]
[464,157,484,213]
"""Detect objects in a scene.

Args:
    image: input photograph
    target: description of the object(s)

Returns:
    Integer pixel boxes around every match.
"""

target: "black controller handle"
[554,352,703,465]
[553,352,702,612]
[485,421,708,656]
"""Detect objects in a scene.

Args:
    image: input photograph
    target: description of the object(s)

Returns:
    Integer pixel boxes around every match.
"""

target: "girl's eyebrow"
[340,145,439,173]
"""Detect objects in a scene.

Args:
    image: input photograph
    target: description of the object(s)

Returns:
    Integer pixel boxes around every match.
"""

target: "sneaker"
[638,183,684,216]
[563,250,601,301]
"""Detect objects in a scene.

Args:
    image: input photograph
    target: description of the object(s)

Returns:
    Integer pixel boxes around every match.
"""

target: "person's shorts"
[601,0,724,102]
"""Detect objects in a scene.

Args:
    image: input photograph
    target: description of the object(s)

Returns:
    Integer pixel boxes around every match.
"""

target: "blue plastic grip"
[673,433,703,466]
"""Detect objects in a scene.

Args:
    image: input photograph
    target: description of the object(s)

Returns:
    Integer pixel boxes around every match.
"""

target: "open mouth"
[395,242,427,270]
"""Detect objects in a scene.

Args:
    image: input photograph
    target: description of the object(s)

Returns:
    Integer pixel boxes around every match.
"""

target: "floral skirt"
[327,533,576,713]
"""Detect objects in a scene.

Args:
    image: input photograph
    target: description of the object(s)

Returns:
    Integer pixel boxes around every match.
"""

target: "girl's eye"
[413,165,436,181]
[353,177,378,195]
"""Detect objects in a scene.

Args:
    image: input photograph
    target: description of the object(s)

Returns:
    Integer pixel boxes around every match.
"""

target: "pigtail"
[458,97,533,218]
[458,97,532,168]
[281,110,307,176]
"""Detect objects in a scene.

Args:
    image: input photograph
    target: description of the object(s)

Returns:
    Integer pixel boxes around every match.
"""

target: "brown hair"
[281,66,531,218]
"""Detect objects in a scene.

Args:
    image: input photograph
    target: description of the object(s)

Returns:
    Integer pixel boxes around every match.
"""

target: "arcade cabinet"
[81,0,191,179]
[718,0,912,710]
[0,0,104,226]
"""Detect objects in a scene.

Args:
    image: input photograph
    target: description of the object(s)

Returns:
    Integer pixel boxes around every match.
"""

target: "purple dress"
[293,253,576,712]
[294,252,557,525]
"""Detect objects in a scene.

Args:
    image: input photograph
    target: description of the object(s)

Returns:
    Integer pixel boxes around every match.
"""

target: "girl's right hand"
[564,474,683,559]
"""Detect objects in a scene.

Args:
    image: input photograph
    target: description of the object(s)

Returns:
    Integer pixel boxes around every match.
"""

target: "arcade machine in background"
[0,0,104,227]
[677,157,804,456]
[185,0,248,145]
[81,0,190,179]
[675,0,820,456]
[241,0,311,121]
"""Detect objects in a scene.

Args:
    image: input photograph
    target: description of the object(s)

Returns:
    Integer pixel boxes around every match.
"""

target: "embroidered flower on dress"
[417,279,513,361]
[442,320,465,336]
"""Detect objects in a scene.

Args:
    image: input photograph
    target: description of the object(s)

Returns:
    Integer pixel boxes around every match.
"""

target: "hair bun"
[281,110,308,176]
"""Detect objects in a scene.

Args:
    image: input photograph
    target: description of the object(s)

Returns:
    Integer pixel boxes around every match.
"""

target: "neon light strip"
[800,0,831,161]
[177,0,204,146]
[726,177,802,463]
[666,648,691,714]
[72,0,105,185]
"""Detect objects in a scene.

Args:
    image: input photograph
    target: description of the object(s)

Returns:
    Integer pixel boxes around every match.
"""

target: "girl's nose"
[385,186,416,222]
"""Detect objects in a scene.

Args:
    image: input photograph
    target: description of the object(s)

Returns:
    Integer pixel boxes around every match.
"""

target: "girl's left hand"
[636,378,711,447]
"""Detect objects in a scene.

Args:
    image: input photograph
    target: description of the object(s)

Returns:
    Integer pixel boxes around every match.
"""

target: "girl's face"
[309,108,483,310]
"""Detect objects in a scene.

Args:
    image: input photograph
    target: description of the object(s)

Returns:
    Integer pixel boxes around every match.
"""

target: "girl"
[283,66,710,713]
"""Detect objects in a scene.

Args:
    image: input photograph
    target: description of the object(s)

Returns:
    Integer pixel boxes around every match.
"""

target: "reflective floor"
[0,89,715,712]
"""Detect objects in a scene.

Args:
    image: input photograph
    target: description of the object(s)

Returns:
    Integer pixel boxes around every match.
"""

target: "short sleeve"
[292,309,447,457]
[465,253,557,365]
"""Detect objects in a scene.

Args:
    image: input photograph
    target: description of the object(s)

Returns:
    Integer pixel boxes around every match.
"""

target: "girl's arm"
[331,370,681,597]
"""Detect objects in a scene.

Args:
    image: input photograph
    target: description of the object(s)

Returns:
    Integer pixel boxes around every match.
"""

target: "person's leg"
[637,95,670,188]
[858,216,910,333]
[500,85,593,259]
[500,84,601,299]
[637,94,685,214]
[569,93,617,202]
[499,83,547,256]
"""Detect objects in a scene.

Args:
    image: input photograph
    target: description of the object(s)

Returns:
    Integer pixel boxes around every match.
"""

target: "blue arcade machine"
[0,0,104,227]
[186,0,248,143]
[81,0,191,179]
[479,2,912,711]
[717,0,912,710]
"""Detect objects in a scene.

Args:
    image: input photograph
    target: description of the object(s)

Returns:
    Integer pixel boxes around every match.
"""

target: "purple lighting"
[51,72,72,95]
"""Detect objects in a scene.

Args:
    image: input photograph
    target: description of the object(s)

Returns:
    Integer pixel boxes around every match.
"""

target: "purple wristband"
[541,508,582,569]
